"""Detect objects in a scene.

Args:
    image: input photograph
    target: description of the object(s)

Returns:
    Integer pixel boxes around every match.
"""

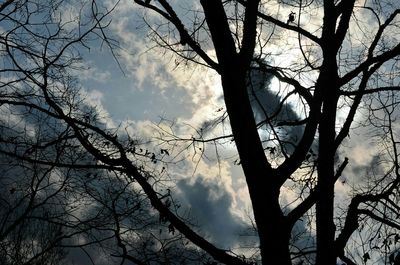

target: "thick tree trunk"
[221,71,292,265]
[315,2,341,261]
[316,109,337,265]
[199,1,292,263]
[315,70,339,265]
[254,188,292,265]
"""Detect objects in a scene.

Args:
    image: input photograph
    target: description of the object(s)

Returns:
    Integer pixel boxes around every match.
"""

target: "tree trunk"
[255,188,292,265]
[220,70,292,265]
[315,69,339,265]
[199,2,292,263]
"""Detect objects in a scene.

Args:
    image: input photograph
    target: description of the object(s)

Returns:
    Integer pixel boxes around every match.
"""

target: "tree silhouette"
[1,0,399,265]
[131,1,400,264]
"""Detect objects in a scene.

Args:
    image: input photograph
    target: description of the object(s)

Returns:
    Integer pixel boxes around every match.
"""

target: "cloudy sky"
[5,0,398,264]
[64,1,256,263]
[69,0,388,252]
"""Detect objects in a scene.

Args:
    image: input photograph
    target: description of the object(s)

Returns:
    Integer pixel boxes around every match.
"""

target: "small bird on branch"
[287,11,296,24]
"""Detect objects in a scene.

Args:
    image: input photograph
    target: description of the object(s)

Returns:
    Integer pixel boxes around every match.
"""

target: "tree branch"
[335,61,384,149]
[200,0,237,69]
[334,0,356,50]
[133,0,220,72]
[236,0,321,45]
[0,0,15,13]
[122,162,248,265]
[340,43,400,86]
[239,0,261,67]
[358,209,400,230]
[287,157,348,227]
[340,86,400,96]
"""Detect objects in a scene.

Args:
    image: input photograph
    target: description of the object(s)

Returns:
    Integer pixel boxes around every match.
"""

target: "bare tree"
[0,1,214,264]
[1,0,400,265]
[130,1,400,265]
[0,1,120,264]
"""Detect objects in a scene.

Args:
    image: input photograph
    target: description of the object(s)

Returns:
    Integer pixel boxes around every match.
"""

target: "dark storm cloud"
[177,176,247,248]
